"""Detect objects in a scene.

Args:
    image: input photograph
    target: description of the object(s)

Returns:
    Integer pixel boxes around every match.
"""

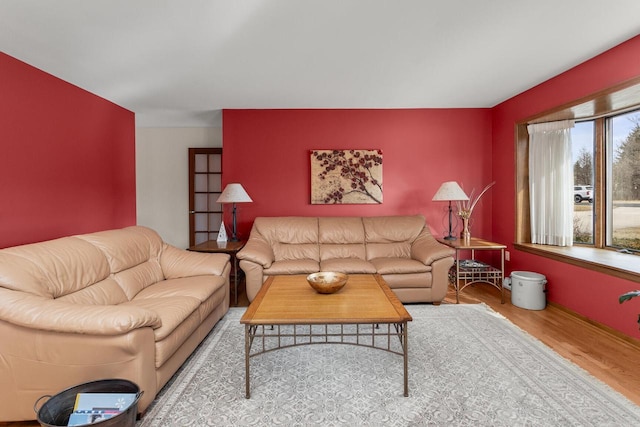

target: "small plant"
[619,290,640,330]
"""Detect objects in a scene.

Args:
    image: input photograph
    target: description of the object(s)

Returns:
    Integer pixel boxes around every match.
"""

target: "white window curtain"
[527,120,574,246]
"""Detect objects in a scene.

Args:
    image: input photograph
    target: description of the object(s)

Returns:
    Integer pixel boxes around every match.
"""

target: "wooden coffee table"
[240,274,413,398]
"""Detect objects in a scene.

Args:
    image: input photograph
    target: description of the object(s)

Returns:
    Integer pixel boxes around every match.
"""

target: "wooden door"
[189,148,223,246]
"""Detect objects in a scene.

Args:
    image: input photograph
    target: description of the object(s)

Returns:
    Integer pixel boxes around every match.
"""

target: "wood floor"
[442,283,640,408]
[3,282,639,426]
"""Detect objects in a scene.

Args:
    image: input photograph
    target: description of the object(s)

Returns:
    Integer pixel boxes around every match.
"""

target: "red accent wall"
[0,53,136,248]
[492,35,640,338]
[222,109,493,240]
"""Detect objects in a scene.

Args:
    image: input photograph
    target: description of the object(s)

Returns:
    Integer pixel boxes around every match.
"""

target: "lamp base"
[443,235,457,241]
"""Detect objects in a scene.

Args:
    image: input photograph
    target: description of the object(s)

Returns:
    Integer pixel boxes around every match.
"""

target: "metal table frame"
[438,237,506,304]
[244,320,409,398]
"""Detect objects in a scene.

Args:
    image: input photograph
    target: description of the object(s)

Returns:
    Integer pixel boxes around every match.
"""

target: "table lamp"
[216,183,253,241]
[432,181,469,240]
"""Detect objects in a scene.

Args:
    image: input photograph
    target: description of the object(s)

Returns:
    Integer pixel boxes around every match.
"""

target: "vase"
[461,217,471,241]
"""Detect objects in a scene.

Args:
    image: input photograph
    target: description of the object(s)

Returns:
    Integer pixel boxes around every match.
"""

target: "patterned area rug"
[139,304,640,426]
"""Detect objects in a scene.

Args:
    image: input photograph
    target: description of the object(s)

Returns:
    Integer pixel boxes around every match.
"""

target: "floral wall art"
[310,149,383,204]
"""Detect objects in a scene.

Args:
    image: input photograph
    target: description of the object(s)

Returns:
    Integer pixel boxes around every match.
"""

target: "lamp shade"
[432,181,469,201]
[216,183,253,203]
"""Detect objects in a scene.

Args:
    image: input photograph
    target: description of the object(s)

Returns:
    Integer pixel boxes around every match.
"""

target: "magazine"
[458,259,489,269]
[67,393,136,426]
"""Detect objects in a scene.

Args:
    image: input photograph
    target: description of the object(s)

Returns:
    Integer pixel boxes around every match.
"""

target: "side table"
[437,237,506,304]
[188,240,246,306]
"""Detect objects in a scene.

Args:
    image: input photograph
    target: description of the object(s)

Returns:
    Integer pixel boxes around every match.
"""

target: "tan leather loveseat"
[237,215,454,303]
[0,226,230,422]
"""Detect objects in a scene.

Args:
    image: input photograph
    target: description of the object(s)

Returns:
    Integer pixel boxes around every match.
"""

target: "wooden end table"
[188,240,246,306]
[437,237,506,304]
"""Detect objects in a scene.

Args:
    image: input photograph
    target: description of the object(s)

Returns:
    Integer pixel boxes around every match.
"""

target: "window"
[608,111,640,253]
[572,122,595,245]
[570,113,640,254]
[515,76,640,282]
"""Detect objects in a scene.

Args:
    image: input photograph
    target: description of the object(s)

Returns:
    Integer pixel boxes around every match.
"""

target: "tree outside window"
[609,112,640,252]
[570,112,640,254]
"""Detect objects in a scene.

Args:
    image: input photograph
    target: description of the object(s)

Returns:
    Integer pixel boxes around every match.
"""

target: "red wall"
[492,35,640,338]
[0,53,136,247]
[222,109,493,240]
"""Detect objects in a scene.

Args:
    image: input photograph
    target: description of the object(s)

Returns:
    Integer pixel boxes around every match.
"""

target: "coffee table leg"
[403,321,409,397]
[245,324,251,398]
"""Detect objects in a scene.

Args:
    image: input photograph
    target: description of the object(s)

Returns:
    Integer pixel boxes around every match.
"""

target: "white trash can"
[508,271,547,310]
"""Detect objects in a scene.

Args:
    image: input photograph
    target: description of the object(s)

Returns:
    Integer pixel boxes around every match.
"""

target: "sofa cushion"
[273,243,320,262]
[0,237,110,299]
[319,217,366,261]
[364,216,425,261]
[111,260,164,300]
[153,308,202,368]
[382,272,432,289]
[134,275,225,303]
[369,257,431,274]
[264,259,319,275]
[319,217,365,243]
[254,217,320,262]
[320,244,366,261]
[363,215,425,242]
[125,294,202,368]
[255,217,318,243]
[137,277,227,327]
[366,242,412,260]
[320,258,376,274]
[76,226,163,274]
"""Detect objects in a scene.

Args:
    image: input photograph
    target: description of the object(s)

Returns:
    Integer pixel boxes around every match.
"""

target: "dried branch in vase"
[456,181,496,219]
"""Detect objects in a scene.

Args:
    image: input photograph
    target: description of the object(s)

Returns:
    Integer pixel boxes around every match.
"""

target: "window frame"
[515,76,640,284]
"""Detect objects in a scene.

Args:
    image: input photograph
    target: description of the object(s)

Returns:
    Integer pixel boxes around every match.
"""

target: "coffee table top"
[240,274,412,325]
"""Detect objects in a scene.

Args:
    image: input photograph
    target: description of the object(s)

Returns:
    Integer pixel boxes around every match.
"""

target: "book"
[67,392,136,426]
[68,411,117,426]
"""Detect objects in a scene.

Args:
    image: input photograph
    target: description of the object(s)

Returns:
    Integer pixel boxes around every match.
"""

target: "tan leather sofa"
[237,215,454,303]
[0,226,230,422]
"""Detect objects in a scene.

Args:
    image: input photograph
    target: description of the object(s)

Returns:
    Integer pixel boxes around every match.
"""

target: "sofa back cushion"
[363,215,425,260]
[253,217,320,262]
[77,226,165,300]
[0,237,110,299]
[319,217,366,261]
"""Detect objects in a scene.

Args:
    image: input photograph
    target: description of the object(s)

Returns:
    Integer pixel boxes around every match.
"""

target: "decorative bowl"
[306,272,348,294]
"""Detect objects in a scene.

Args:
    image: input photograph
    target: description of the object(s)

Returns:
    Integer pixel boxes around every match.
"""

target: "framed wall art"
[310,149,383,204]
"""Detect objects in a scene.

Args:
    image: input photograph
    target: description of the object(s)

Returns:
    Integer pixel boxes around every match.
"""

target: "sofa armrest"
[0,288,161,335]
[410,228,455,265]
[161,244,230,279]
[236,238,275,268]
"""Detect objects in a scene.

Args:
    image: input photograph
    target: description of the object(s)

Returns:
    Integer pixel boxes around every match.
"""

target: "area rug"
[138,304,640,426]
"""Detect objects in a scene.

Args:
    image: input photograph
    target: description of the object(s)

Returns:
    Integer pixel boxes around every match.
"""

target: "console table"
[437,237,506,304]
[188,240,246,305]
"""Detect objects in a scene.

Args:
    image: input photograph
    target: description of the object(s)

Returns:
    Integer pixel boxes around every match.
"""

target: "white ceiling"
[2,0,640,127]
